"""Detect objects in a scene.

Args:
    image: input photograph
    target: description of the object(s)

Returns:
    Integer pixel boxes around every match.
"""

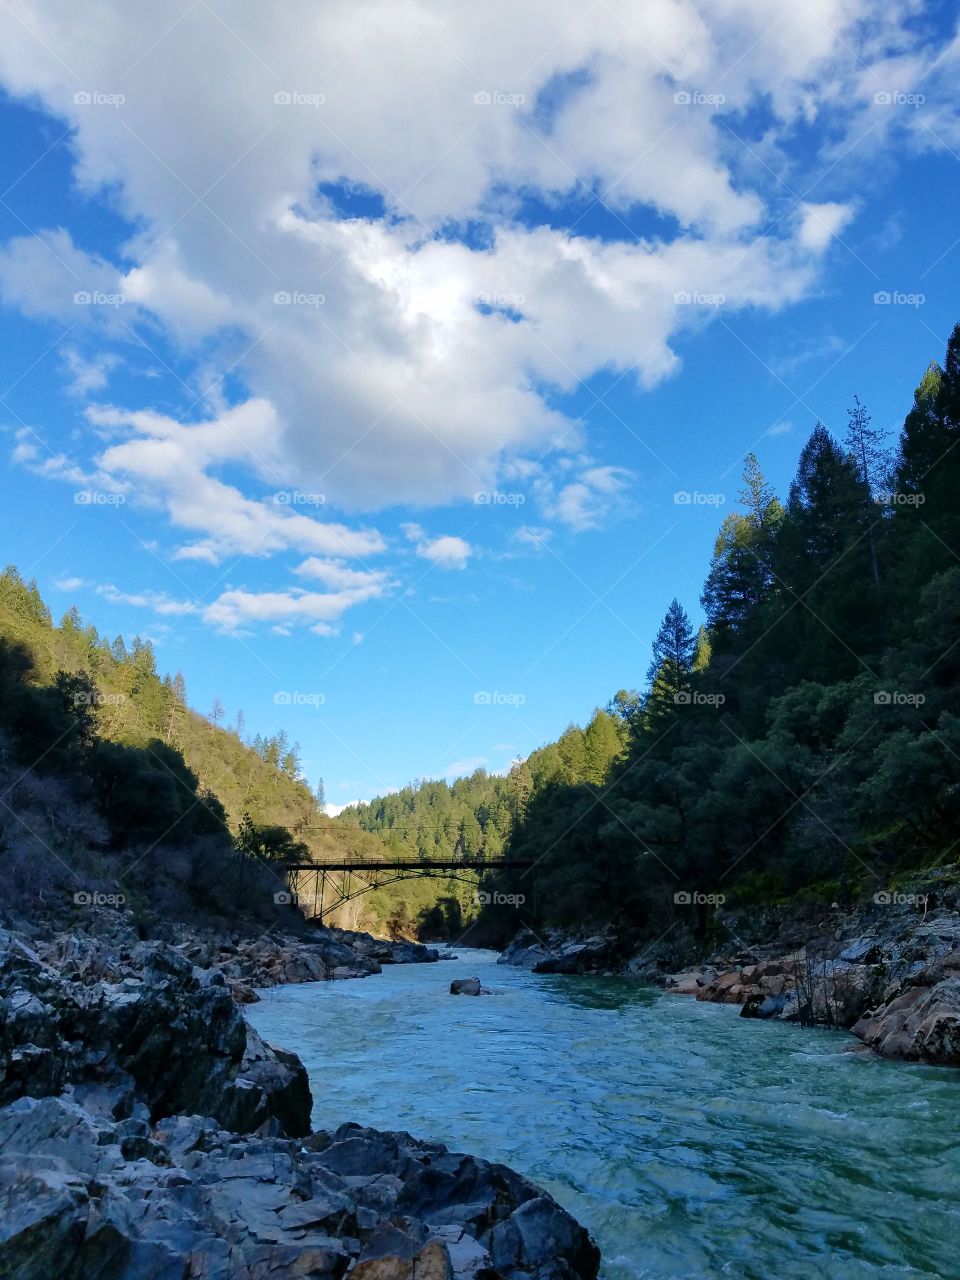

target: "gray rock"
[449,978,491,996]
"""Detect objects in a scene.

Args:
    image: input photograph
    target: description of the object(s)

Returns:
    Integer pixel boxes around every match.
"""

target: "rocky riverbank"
[0,920,599,1278]
[497,873,960,1066]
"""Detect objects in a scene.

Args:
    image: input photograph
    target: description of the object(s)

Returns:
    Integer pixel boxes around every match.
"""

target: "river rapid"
[247,947,960,1280]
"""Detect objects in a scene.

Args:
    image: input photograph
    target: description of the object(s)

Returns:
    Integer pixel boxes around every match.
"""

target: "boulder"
[449,978,490,996]
[852,978,960,1065]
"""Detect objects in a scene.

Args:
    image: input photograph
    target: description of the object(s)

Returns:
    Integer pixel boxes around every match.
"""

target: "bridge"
[278,857,535,921]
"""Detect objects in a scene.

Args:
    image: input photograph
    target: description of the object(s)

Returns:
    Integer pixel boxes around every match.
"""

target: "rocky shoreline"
[497,874,960,1066]
[0,917,600,1279]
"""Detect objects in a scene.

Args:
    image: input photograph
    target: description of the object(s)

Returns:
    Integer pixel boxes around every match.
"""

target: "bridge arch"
[278,858,534,921]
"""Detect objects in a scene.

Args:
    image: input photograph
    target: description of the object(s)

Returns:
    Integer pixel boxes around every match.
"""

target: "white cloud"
[61,347,120,396]
[96,584,197,616]
[85,401,387,563]
[416,534,472,570]
[0,229,121,320]
[513,525,552,551]
[295,557,391,591]
[539,464,633,531]
[0,0,939,521]
[54,576,88,591]
[797,202,856,252]
[202,582,388,632]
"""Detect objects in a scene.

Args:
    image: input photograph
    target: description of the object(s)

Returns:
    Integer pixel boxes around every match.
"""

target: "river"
[247,947,960,1280]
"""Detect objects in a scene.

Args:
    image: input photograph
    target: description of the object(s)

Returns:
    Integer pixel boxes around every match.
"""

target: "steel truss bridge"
[278,857,535,921]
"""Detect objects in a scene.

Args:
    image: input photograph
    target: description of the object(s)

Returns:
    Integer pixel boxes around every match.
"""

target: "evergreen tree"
[646,599,695,711]
[845,395,889,584]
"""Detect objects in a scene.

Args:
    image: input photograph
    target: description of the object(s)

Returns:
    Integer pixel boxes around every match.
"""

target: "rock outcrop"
[497,928,622,975]
[0,1102,601,1280]
[0,927,311,1136]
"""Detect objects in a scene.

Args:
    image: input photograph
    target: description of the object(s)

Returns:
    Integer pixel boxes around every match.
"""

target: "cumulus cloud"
[415,535,473,570]
[202,583,387,633]
[0,0,943,524]
[86,401,387,563]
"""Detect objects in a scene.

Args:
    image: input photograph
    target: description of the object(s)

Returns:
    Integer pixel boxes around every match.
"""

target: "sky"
[0,0,958,810]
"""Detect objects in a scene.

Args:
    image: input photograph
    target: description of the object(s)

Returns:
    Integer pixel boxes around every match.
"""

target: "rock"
[852,978,960,1065]
[0,1103,600,1280]
[839,937,881,964]
[450,978,491,996]
[0,931,310,1137]
[739,993,787,1019]
[497,930,555,970]
[488,1196,601,1280]
[352,1227,454,1280]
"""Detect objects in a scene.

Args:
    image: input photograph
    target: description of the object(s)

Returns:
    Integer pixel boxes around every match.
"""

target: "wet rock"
[450,978,491,996]
[739,993,787,1019]
[852,978,960,1065]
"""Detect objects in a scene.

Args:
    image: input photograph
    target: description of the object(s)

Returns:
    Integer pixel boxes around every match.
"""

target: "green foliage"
[338,709,628,863]
[495,324,960,934]
[235,813,310,862]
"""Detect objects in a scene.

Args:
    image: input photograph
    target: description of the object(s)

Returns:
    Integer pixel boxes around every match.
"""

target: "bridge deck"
[280,859,534,873]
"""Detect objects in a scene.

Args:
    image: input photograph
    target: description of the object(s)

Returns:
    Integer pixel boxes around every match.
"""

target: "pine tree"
[702,454,781,650]
[845,395,888,584]
[646,599,695,711]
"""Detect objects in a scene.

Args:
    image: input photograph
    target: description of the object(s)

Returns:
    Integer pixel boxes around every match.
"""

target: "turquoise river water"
[247,947,960,1280]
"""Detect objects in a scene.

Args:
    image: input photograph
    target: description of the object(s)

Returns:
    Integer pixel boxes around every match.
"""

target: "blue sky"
[0,1,958,808]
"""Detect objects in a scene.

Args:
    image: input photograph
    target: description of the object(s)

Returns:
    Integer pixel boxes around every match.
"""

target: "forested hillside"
[0,569,328,836]
[484,323,960,938]
[0,572,390,928]
[339,708,627,859]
